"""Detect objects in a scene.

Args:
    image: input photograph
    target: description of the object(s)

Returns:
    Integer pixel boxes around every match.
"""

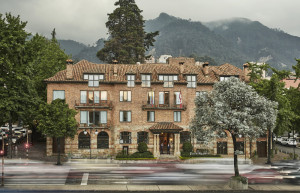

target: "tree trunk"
[266,128,272,164]
[57,137,61,165]
[232,134,239,176]
[8,120,13,159]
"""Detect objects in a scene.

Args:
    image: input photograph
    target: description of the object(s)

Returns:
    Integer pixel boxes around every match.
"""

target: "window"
[120,131,131,144]
[220,76,238,81]
[80,111,107,126]
[127,75,135,87]
[217,142,228,154]
[147,91,155,105]
[120,91,131,102]
[53,90,65,100]
[174,111,181,122]
[84,74,104,87]
[147,111,155,122]
[141,74,151,87]
[196,91,207,98]
[137,131,149,144]
[80,91,107,104]
[97,131,109,149]
[187,75,196,88]
[159,75,178,87]
[236,142,244,154]
[159,92,169,106]
[174,92,182,105]
[180,131,191,144]
[78,131,90,149]
[120,111,131,122]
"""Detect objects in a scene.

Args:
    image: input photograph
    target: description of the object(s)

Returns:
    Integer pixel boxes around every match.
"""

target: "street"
[276,144,300,157]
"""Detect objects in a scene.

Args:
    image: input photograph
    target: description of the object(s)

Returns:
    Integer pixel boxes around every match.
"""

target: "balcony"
[142,102,186,110]
[78,121,111,129]
[75,100,113,110]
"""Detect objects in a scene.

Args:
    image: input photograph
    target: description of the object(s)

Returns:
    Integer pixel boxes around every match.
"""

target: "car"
[281,138,289,146]
[284,170,300,185]
[242,168,283,184]
[287,139,297,147]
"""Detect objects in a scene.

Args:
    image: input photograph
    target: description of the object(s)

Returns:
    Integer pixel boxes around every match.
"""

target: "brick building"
[45,57,267,158]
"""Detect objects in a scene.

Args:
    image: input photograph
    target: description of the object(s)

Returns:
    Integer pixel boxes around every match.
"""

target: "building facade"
[45,57,267,158]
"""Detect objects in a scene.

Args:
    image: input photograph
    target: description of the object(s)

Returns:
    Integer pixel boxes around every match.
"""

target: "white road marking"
[81,173,89,185]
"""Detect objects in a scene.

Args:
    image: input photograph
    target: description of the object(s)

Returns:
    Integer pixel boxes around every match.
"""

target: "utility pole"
[1,131,5,186]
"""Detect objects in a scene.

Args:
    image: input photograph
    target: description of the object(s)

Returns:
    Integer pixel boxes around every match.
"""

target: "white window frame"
[187,75,197,88]
[120,111,132,122]
[53,90,65,100]
[84,74,104,87]
[147,111,155,122]
[127,75,135,87]
[158,75,178,88]
[120,91,132,102]
[174,111,181,122]
[141,74,151,87]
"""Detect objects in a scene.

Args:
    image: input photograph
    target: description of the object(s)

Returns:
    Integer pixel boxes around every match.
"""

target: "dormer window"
[159,75,178,88]
[127,75,135,87]
[187,75,196,88]
[141,74,151,87]
[84,74,104,87]
[220,75,238,81]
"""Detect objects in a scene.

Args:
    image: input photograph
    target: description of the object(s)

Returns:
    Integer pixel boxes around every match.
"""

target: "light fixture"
[95,129,98,135]
[84,129,87,135]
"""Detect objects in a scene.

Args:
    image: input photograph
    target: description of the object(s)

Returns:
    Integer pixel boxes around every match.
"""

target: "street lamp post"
[1,131,5,186]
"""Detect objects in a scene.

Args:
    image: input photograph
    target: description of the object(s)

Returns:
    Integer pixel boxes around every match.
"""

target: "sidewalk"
[3,184,300,192]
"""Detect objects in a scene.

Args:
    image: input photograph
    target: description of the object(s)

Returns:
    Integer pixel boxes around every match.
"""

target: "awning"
[149,122,184,134]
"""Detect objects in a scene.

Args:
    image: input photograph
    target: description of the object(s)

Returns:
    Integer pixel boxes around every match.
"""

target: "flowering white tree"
[191,77,277,177]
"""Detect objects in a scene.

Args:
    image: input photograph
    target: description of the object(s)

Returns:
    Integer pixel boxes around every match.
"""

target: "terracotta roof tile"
[45,60,244,84]
[149,122,184,131]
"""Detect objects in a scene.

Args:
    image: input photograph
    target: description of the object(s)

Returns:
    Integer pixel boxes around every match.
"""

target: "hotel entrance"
[159,133,174,154]
[149,122,183,157]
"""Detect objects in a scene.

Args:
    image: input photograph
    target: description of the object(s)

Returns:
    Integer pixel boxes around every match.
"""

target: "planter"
[229,176,248,190]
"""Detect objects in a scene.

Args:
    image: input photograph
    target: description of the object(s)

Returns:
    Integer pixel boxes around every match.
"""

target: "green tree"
[37,99,77,165]
[293,59,300,88]
[248,63,294,163]
[0,13,38,157]
[25,32,69,102]
[191,77,277,177]
[97,0,159,64]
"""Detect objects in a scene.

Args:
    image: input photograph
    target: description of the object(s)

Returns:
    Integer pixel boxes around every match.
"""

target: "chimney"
[203,62,209,76]
[66,59,74,80]
[243,63,250,82]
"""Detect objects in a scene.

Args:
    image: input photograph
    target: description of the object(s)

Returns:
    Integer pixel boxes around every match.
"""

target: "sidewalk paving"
[2,184,300,192]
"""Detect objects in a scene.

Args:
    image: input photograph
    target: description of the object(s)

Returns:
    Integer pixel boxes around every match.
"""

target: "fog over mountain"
[59,13,300,70]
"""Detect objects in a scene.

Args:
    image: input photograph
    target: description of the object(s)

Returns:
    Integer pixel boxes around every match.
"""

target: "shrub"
[181,151,191,157]
[116,150,129,158]
[182,142,193,153]
[130,151,154,158]
[138,142,148,153]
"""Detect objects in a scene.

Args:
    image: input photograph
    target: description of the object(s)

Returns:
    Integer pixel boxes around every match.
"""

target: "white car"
[281,138,289,146]
[287,139,297,147]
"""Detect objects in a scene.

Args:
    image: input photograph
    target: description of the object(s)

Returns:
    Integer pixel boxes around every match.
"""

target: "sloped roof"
[149,122,184,133]
[45,59,244,84]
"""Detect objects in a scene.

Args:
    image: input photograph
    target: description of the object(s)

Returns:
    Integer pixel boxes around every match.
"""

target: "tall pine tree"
[97,0,158,64]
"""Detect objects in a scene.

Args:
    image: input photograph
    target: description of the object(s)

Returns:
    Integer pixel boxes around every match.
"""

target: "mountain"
[145,13,248,68]
[58,13,300,70]
[204,18,300,70]
[58,39,105,63]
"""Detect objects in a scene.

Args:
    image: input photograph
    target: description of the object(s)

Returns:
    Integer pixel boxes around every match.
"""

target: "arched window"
[137,131,149,144]
[180,131,191,144]
[97,131,109,149]
[78,131,90,149]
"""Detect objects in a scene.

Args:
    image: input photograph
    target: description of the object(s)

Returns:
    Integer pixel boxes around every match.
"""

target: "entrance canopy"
[149,122,183,134]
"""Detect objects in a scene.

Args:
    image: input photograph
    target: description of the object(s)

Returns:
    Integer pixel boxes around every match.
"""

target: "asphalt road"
[275,144,300,157]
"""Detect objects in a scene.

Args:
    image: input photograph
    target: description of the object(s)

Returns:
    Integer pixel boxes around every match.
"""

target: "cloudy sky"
[1,0,299,45]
